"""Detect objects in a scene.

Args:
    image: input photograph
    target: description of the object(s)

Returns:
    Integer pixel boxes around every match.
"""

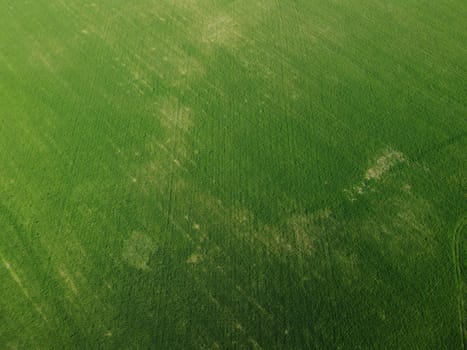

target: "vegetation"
[0,1,465,348]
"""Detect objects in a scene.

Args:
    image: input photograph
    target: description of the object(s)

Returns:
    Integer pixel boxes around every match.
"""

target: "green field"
[1,1,466,349]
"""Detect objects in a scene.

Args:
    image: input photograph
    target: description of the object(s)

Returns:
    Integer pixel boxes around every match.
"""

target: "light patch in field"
[129,65,152,95]
[135,156,188,197]
[345,149,406,201]
[232,207,254,226]
[362,189,437,259]
[187,253,203,265]
[157,96,193,134]
[28,40,64,73]
[287,209,331,255]
[202,15,240,48]
[158,51,206,87]
[132,97,193,194]
[333,251,362,285]
[122,231,155,270]
[365,150,405,181]
[227,205,333,258]
[128,43,205,89]
[136,161,167,194]
[394,197,436,252]
[150,96,193,163]
[6,342,18,350]
[253,224,293,256]
[287,215,316,254]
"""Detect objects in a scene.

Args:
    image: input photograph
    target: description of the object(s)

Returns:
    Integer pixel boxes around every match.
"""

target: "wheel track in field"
[453,216,466,349]
[0,201,91,340]
[0,202,51,321]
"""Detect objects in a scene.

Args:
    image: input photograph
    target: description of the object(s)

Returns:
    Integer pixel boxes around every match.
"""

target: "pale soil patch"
[159,50,206,88]
[199,202,333,259]
[28,39,64,73]
[361,188,437,260]
[287,215,317,254]
[255,224,293,256]
[345,149,406,201]
[148,97,193,165]
[122,231,155,270]
[201,15,240,47]
[134,155,188,197]
[6,342,18,350]
[287,209,332,256]
[232,207,254,226]
[187,253,203,264]
[130,97,193,194]
[156,96,193,134]
[332,251,362,285]
[365,150,405,181]
[131,47,205,91]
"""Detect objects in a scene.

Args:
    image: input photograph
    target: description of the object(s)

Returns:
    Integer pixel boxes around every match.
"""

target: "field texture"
[1,1,466,349]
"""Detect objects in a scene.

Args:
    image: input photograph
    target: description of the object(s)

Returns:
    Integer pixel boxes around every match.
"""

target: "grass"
[0,0,466,348]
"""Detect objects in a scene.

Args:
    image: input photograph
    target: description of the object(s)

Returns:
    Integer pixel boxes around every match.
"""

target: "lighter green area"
[0,0,466,349]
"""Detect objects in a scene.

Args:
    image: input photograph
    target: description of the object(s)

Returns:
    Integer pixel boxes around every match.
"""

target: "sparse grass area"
[0,1,466,348]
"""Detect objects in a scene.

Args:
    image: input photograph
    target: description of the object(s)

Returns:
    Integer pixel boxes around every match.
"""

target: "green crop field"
[1,1,466,349]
